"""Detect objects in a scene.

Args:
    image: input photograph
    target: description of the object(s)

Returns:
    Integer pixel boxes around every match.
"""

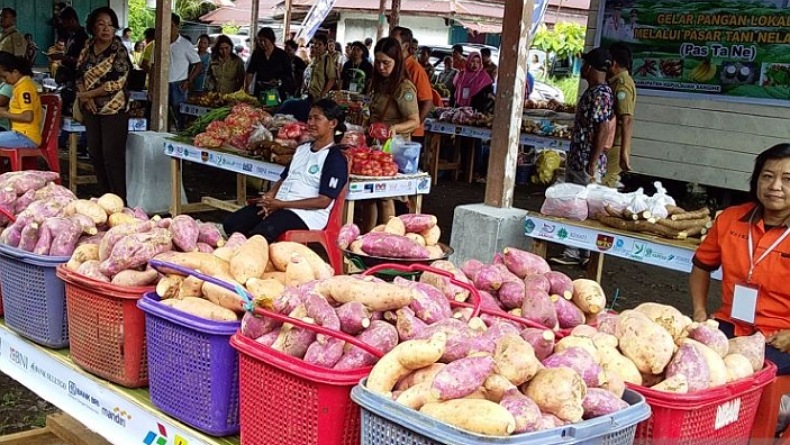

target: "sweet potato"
[398,214,437,233]
[555,335,601,363]
[229,235,269,283]
[572,279,606,315]
[99,229,173,277]
[482,321,521,344]
[316,275,413,311]
[361,233,429,259]
[415,319,474,363]
[241,312,281,339]
[592,332,618,350]
[14,189,35,214]
[543,271,573,300]
[425,245,444,259]
[524,274,551,294]
[395,381,438,410]
[65,199,107,225]
[271,305,317,358]
[304,337,345,368]
[601,370,625,398]
[99,221,155,261]
[404,233,426,247]
[97,193,124,215]
[334,320,400,370]
[431,354,496,400]
[420,399,516,436]
[33,183,75,202]
[679,338,727,387]
[591,311,619,335]
[728,332,766,372]
[156,274,184,299]
[77,260,110,282]
[665,342,710,392]
[170,215,200,252]
[582,388,629,419]
[554,294,586,329]
[197,222,225,248]
[366,332,447,394]
[263,271,287,284]
[255,328,281,346]
[651,374,689,393]
[336,301,371,335]
[724,354,754,382]
[539,413,567,430]
[50,220,82,257]
[245,278,284,309]
[494,335,539,385]
[598,345,642,385]
[178,276,204,298]
[108,212,137,227]
[460,259,486,282]
[70,214,98,235]
[420,225,441,246]
[195,242,213,253]
[304,291,340,332]
[0,188,15,225]
[419,260,471,302]
[686,320,729,357]
[396,307,428,341]
[66,244,100,271]
[482,374,517,403]
[269,241,333,278]
[520,328,555,361]
[2,173,47,195]
[499,389,542,433]
[543,346,607,388]
[18,222,40,252]
[572,325,599,338]
[110,269,158,287]
[337,223,360,249]
[155,217,172,229]
[285,253,315,286]
[474,264,513,293]
[224,232,247,248]
[393,277,451,324]
[498,280,527,311]
[164,297,238,321]
[502,247,550,278]
[634,302,692,341]
[76,231,106,246]
[395,363,446,391]
[524,367,587,423]
[521,288,557,329]
[384,216,406,236]
[616,310,675,375]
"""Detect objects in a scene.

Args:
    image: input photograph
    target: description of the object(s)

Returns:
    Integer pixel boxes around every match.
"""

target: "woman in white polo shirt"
[223,99,349,242]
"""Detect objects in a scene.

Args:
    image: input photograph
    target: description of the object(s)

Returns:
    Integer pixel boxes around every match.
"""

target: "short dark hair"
[258,26,275,43]
[24,33,32,39]
[171,12,181,26]
[1,8,17,18]
[59,6,78,22]
[123,27,131,34]
[480,47,491,57]
[144,27,156,40]
[313,34,328,45]
[452,44,464,54]
[0,52,32,76]
[749,144,790,202]
[197,33,210,43]
[608,42,632,71]
[311,99,347,143]
[391,26,413,45]
[86,7,120,36]
[364,37,373,46]
[285,39,298,50]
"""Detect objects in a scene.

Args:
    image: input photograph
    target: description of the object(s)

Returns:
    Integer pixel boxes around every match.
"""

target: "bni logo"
[143,424,187,445]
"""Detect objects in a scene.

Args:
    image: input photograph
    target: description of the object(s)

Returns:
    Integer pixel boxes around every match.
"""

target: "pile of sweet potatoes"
[338,214,445,260]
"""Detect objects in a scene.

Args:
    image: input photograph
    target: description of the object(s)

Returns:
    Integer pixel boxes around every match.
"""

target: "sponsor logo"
[165,145,174,154]
[175,145,184,155]
[569,232,588,242]
[557,228,569,240]
[30,362,67,391]
[524,219,536,235]
[68,381,100,411]
[9,347,28,370]
[200,151,209,163]
[143,424,189,445]
[242,162,253,172]
[537,223,556,239]
[596,234,614,251]
[630,242,647,260]
[417,178,430,192]
[714,398,741,430]
[102,406,132,428]
[374,183,386,192]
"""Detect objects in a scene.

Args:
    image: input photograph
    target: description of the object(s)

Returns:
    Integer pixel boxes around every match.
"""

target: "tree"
[128,0,154,42]
[174,0,217,22]
[532,22,586,60]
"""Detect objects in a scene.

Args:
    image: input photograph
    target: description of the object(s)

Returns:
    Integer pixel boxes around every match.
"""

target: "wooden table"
[524,211,722,282]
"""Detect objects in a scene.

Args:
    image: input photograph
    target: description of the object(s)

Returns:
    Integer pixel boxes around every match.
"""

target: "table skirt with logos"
[423,119,571,186]
[163,141,432,223]
[0,321,238,445]
[523,211,722,283]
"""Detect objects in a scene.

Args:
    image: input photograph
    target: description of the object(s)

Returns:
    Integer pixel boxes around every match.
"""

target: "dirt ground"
[0,161,722,435]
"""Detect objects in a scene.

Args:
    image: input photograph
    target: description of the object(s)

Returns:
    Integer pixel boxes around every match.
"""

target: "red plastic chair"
[277,183,348,274]
[752,374,790,441]
[0,94,62,176]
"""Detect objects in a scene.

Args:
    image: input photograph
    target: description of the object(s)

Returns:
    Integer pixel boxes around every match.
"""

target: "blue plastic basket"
[351,380,651,445]
[0,244,70,348]
[137,292,241,436]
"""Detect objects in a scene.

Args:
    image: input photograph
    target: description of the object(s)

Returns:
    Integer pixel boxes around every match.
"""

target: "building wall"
[336,13,449,46]
[585,0,790,192]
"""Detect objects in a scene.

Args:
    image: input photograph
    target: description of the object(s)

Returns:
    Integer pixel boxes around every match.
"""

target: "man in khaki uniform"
[0,8,27,57]
[603,43,636,188]
[307,34,336,101]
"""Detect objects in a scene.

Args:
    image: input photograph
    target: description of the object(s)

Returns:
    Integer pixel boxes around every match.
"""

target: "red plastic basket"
[57,265,152,388]
[629,361,777,445]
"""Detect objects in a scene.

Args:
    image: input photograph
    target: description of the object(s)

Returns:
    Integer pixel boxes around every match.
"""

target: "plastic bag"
[625,188,649,214]
[532,150,562,185]
[541,183,589,221]
[248,124,274,147]
[646,181,676,220]
[586,184,629,219]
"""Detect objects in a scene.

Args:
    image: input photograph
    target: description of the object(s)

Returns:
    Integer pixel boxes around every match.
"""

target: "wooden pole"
[283,0,292,44]
[389,0,401,32]
[376,0,387,41]
[251,0,260,45]
[150,0,172,132]
[483,0,533,208]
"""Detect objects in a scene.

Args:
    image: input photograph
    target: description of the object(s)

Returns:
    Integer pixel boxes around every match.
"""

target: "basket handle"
[148,259,385,358]
[362,263,482,319]
[450,300,561,335]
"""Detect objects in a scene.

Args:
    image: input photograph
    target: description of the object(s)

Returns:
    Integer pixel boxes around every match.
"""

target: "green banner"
[598,0,790,103]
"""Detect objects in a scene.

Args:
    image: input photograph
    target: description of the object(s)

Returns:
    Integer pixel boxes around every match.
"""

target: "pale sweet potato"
[524,367,587,423]
[70,214,98,235]
[271,305,317,358]
[572,279,606,315]
[384,216,406,236]
[502,247,550,278]
[494,334,539,385]
[66,244,100,271]
[270,241,333,278]
[616,310,675,375]
[77,260,111,282]
[634,302,692,341]
[419,260,471,302]
[285,253,315,286]
[156,274,184,299]
[598,345,642,385]
[395,381,437,410]
[555,335,601,362]
[111,269,158,287]
[728,332,766,372]
[315,275,413,312]
[97,193,124,215]
[431,354,496,400]
[651,374,689,393]
[420,225,441,246]
[396,307,428,341]
[582,388,629,419]
[65,199,107,226]
[420,399,516,436]
[229,235,269,283]
[724,353,754,382]
[164,297,238,321]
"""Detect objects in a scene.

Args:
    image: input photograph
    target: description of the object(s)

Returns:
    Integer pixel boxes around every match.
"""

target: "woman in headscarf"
[453,51,494,113]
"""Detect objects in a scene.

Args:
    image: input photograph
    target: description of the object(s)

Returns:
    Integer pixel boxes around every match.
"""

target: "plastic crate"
[57,265,150,388]
[0,284,4,317]
[137,293,240,436]
[0,244,70,348]
[351,379,651,445]
[629,361,777,445]
[230,332,370,445]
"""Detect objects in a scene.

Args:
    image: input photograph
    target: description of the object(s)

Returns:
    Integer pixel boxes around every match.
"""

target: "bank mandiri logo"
[143,423,188,445]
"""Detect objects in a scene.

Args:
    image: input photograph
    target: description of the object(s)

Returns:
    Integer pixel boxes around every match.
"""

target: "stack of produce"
[347,147,399,177]
[432,83,450,99]
[0,171,71,226]
[187,91,226,108]
[151,239,334,322]
[338,215,444,260]
[434,107,494,128]
[268,122,312,166]
[525,99,576,114]
[192,103,272,149]
[597,205,712,241]
[181,106,231,138]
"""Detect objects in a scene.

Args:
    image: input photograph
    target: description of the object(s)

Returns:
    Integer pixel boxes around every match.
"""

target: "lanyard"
[747,207,790,282]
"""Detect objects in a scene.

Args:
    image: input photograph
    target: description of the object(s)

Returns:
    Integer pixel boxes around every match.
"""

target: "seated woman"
[0,53,42,148]
[223,99,349,242]
[691,143,790,374]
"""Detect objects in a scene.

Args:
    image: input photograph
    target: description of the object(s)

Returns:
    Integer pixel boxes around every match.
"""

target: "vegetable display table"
[163,140,432,220]
[524,211,723,282]
[423,119,571,185]
[0,321,239,445]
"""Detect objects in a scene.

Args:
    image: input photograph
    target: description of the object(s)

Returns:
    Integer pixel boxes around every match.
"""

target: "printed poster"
[597,0,790,103]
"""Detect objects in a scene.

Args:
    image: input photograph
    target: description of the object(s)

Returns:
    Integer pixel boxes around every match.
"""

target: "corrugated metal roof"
[200,0,282,24]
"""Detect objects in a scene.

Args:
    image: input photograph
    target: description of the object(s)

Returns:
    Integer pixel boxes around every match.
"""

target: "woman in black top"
[244,27,294,99]
[341,41,373,93]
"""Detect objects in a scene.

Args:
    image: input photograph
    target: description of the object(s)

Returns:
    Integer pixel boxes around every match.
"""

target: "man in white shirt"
[121,27,134,53]
[151,13,200,130]
[603,6,625,40]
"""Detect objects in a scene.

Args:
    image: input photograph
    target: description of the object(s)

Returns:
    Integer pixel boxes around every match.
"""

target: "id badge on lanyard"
[732,208,790,324]
[462,87,470,100]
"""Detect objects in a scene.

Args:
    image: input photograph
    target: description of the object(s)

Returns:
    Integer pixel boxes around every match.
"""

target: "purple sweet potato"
[396,307,428,341]
[76,231,106,246]
[70,214,98,235]
[196,242,214,253]
[304,291,341,332]
[544,271,574,300]
[1,224,22,247]
[460,259,486,282]
[99,228,173,277]
[553,295,586,329]
[591,312,619,335]
[256,328,281,346]
[50,220,82,256]
[304,337,345,368]
[273,286,306,314]
[99,220,155,261]
[582,388,629,419]
[197,222,225,248]
[0,188,16,225]
[14,189,36,214]
[271,304,317,358]
[521,289,558,329]
[337,223,360,250]
[170,215,200,252]
[492,252,505,265]
[361,233,429,259]
[77,260,110,282]
[500,388,542,433]
[520,328,556,361]
[241,312,281,339]
[225,232,247,249]
[524,274,551,294]
[483,321,522,344]
[394,277,452,324]
[335,301,371,335]
[502,247,551,278]
[33,183,75,201]
[398,214,437,233]
[132,207,149,220]
[539,413,568,429]
[2,173,47,195]
[499,279,527,310]
[34,218,75,255]
[155,217,172,229]
[686,320,729,357]
[478,290,504,311]
[18,222,40,252]
[334,320,399,370]
[543,346,606,388]
[665,342,710,392]
[415,318,474,363]
[474,264,513,292]
[430,354,496,400]
[419,260,472,302]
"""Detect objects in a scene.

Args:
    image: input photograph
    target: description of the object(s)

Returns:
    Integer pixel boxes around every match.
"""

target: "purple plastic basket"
[137,292,240,436]
[0,244,70,348]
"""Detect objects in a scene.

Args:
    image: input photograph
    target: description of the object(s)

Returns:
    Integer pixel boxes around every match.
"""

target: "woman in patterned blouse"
[75,7,130,200]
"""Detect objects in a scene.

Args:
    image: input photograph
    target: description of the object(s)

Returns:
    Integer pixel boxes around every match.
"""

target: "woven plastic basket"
[137,292,240,436]
[0,284,4,317]
[0,244,70,348]
[630,361,776,445]
[351,380,651,445]
[57,265,151,388]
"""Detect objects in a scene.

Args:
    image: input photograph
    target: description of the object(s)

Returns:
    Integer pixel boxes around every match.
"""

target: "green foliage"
[221,23,241,35]
[128,0,154,42]
[545,75,581,104]
[532,23,586,60]
[175,0,217,22]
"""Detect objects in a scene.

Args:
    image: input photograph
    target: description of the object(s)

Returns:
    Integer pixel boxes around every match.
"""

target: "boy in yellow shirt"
[0,53,42,147]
